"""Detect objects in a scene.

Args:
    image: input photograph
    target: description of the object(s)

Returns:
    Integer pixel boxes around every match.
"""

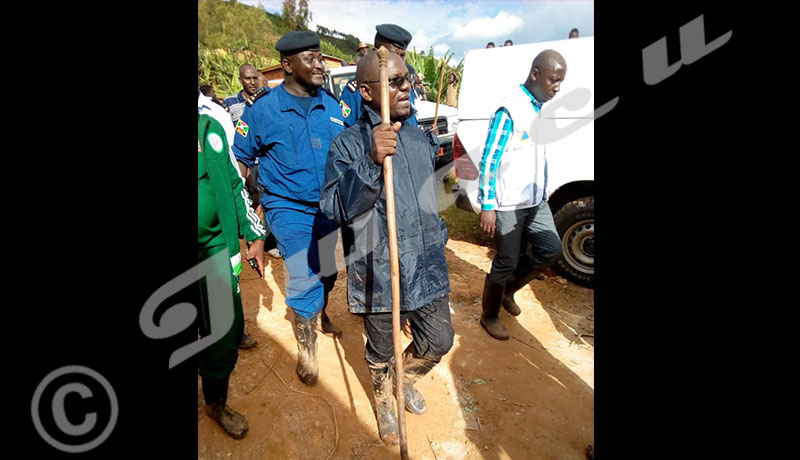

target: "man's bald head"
[356,49,380,85]
[526,49,567,103]
[531,50,566,74]
[356,48,406,86]
[356,49,411,121]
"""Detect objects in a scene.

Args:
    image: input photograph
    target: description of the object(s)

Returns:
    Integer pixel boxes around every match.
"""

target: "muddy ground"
[198,199,594,460]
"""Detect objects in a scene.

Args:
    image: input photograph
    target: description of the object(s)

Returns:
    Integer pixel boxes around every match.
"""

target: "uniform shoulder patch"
[340,100,351,118]
[246,87,269,106]
[235,119,249,137]
[347,80,358,93]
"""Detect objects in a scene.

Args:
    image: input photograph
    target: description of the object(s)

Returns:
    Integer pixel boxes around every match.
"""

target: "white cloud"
[410,29,440,53]
[451,11,524,41]
[234,1,593,66]
[433,44,450,58]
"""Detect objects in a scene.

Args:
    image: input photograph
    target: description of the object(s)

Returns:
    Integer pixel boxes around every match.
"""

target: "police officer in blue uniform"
[232,30,344,386]
[339,24,419,128]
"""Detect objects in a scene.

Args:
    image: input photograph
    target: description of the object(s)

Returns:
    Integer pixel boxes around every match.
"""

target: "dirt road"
[198,214,594,459]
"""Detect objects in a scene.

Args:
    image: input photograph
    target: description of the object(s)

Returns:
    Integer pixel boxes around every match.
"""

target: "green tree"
[282,0,297,30]
[297,0,312,30]
[281,0,311,31]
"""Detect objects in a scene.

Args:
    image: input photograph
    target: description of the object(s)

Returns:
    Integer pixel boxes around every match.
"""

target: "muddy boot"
[293,313,319,386]
[368,362,399,446]
[481,275,510,340]
[502,267,542,317]
[202,376,249,440]
[401,345,436,415]
[238,333,258,349]
[320,292,342,338]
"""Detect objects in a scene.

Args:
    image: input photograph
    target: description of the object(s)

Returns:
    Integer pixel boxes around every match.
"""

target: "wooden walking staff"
[376,46,409,459]
[432,57,446,135]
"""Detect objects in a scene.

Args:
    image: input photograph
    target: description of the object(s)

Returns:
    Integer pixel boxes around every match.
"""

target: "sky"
[240,0,593,66]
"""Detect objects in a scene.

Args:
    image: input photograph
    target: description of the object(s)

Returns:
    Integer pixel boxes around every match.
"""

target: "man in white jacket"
[477,50,567,340]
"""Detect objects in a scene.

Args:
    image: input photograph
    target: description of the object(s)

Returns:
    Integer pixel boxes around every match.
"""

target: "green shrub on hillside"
[198,0,282,57]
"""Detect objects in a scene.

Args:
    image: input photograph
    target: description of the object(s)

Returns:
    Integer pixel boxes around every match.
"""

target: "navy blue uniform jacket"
[321,106,450,314]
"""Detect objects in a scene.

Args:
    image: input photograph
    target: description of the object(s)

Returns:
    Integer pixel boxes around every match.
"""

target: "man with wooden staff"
[321,49,454,446]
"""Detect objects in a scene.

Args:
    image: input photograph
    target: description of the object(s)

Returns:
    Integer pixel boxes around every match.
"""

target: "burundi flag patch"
[340,100,351,118]
[235,119,249,137]
[520,130,530,141]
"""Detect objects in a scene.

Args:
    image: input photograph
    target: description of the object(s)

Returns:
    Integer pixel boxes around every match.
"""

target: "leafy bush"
[406,48,463,104]
[198,45,278,98]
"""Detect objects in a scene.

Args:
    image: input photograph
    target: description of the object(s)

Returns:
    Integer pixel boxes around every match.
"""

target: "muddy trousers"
[198,244,244,396]
[488,201,562,284]
[362,294,454,367]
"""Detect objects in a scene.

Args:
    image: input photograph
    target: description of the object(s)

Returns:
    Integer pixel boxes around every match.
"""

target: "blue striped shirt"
[478,108,513,211]
[478,85,542,211]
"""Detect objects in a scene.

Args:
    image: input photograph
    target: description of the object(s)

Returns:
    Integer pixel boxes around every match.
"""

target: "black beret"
[375,24,412,50]
[275,31,321,55]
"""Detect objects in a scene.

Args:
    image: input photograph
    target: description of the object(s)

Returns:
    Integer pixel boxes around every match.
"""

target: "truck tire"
[552,197,594,288]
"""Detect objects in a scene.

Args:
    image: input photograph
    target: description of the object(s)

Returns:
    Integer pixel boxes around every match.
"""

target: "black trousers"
[488,201,562,284]
[362,294,454,366]
[197,244,243,382]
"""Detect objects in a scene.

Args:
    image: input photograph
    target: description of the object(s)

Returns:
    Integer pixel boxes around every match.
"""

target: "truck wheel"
[552,197,594,288]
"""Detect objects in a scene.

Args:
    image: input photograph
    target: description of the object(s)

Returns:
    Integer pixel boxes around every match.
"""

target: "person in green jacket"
[198,112,266,439]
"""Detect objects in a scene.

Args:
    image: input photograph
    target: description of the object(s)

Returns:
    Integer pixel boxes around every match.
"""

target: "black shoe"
[238,333,258,349]
[201,376,249,440]
[368,363,399,446]
[293,314,319,386]
[206,401,249,439]
[481,275,510,340]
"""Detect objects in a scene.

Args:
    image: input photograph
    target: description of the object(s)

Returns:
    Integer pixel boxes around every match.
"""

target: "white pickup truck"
[453,37,595,287]
[326,65,459,168]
